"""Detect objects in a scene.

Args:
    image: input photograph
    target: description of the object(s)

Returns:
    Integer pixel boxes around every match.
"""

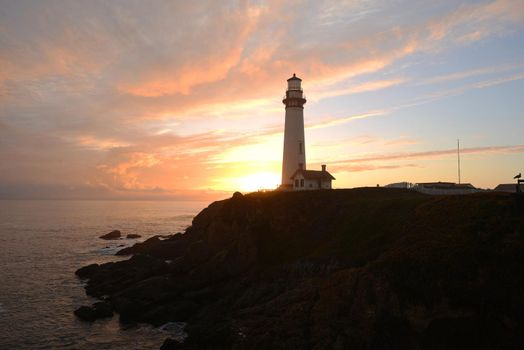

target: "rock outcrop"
[76,188,524,349]
[99,230,121,240]
[74,301,113,322]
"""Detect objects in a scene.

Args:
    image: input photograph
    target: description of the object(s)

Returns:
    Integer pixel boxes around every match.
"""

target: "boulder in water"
[126,233,142,239]
[100,230,121,240]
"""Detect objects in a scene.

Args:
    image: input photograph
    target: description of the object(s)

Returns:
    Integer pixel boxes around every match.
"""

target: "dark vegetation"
[76,188,524,349]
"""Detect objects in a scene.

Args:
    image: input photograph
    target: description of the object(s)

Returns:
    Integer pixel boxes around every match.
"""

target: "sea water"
[0,199,209,349]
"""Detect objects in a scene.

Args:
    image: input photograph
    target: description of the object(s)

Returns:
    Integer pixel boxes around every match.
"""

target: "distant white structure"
[414,182,478,195]
[280,74,335,191]
[385,182,414,189]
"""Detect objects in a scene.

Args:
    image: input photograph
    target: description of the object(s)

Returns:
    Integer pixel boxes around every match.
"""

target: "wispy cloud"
[329,163,420,173]
[313,78,405,100]
[330,145,524,166]
[306,111,389,130]
[414,62,524,86]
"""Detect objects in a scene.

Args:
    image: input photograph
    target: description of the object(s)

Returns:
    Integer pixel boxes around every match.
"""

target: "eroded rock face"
[74,301,113,322]
[76,189,524,349]
[75,263,99,279]
[74,306,97,322]
[99,230,121,240]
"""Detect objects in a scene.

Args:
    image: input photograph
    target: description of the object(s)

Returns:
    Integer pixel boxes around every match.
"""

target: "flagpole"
[457,139,461,184]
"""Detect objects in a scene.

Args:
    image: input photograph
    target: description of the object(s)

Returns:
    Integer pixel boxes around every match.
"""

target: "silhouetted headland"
[75,188,524,349]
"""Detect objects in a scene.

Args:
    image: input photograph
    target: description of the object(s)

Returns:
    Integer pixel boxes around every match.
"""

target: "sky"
[1,0,523,200]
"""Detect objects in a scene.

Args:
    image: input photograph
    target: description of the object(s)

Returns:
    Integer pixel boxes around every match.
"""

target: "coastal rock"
[160,338,182,350]
[74,302,113,322]
[75,189,524,349]
[126,233,142,239]
[99,230,121,240]
[75,263,99,279]
[74,306,97,322]
[116,235,187,259]
[232,191,243,199]
[92,301,113,318]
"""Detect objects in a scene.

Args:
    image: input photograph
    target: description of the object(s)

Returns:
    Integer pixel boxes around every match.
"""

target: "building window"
[295,179,299,188]
[300,179,304,187]
[299,142,302,154]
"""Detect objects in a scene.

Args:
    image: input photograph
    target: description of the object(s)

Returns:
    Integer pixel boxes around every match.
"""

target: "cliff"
[76,188,524,349]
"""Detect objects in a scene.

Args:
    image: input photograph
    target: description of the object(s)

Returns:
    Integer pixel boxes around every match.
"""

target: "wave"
[98,244,131,255]
[169,214,195,220]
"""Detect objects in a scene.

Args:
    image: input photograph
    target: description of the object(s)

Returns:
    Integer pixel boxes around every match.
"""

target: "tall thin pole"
[457,139,461,184]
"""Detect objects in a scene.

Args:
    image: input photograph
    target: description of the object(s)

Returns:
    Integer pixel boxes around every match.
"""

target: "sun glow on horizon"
[216,172,281,193]
[238,172,280,192]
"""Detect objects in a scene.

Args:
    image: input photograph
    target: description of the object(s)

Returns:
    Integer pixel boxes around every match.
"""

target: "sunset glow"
[237,172,281,193]
[1,0,523,200]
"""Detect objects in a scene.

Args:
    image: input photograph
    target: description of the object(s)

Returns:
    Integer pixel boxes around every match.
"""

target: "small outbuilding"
[494,184,520,193]
[413,182,478,195]
[290,164,335,191]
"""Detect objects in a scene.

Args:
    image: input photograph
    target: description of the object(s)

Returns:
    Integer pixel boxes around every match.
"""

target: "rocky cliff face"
[76,188,524,349]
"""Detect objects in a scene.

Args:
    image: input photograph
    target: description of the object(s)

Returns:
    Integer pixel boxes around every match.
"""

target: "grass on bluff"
[244,188,521,274]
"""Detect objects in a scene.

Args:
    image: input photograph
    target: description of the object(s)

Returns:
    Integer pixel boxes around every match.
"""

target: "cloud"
[423,0,524,46]
[415,62,524,86]
[306,111,389,130]
[313,78,405,100]
[1,1,523,198]
[330,145,524,166]
[395,72,524,111]
[317,144,524,176]
[329,163,420,173]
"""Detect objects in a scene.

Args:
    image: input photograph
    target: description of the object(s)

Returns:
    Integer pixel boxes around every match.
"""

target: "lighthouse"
[280,74,335,191]
[281,74,307,187]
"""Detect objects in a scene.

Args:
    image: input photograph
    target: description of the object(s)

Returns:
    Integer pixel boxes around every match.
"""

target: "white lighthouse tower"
[281,74,307,188]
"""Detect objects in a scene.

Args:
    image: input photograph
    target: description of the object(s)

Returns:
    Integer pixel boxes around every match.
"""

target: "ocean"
[0,199,210,349]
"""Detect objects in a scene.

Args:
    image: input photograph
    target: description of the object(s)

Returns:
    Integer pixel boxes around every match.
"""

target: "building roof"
[494,184,519,192]
[287,73,302,81]
[416,182,475,190]
[290,169,335,181]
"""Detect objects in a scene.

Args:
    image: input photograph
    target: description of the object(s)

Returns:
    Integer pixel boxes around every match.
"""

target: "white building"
[290,164,335,190]
[385,182,414,189]
[280,74,335,191]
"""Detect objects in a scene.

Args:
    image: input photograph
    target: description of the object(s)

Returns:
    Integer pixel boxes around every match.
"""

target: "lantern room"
[287,73,302,90]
